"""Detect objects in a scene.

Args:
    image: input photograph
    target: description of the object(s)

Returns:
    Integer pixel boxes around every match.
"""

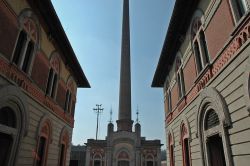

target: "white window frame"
[45,68,58,99]
[197,88,233,166]
[0,107,19,166]
[229,0,249,23]
[167,89,172,113]
[93,154,102,166]
[64,90,72,114]
[176,67,185,99]
[145,154,155,166]
[11,10,39,76]
[192,19,210,75]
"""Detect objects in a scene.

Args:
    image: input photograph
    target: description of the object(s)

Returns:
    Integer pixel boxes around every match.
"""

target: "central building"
[84,0,162,166]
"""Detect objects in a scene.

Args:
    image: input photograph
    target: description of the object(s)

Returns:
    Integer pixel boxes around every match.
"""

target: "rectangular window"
[67,92,72,113]
[46,69,53,95]
[36,137,46,166]
[231,0,248,21]
[59,144,65,166]
[199,31,209,65]
[168,90,172,112]
[51,73,58,98]
[194,41,203,73]
[22,41,34,73]
[13,31,27,65]
[207,135,226,166]
[0,133,13,166]
[146,161,154,166]
[177,73,182,99]
[45,69,58,99]
[71,101,76,117]
[235,0,247,18]
[180,69,185,96]
[94,160,101,166]
[184,139,190,166]
[64,90,72,114]
[170,145,174,166]
[64,91,70,112]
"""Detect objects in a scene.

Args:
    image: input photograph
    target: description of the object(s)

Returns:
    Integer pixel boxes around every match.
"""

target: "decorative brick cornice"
[166,14,250,125]
[0,57,74,127]
[196,65,213,91]
[177,97,186,112]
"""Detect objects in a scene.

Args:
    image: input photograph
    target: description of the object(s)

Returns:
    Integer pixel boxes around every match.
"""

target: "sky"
[51,0,175,147]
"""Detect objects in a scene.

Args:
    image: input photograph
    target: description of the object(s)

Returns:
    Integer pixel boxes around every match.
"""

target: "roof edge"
[28,0,90,88]
[152,0,199,88]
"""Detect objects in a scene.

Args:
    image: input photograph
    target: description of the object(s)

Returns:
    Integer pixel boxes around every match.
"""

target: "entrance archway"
[118,160,129,166]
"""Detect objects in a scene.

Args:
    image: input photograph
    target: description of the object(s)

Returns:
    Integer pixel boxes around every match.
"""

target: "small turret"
[107,107,114,136]
[135,107,141,145]
[107,122,114,136]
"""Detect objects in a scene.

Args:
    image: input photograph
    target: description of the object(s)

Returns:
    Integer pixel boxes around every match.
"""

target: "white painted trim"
[244,54,250,115]
[0,85,29,166]
[196,87,233,166]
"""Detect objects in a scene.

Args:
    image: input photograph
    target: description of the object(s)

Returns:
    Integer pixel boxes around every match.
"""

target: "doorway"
[94,160,101,166]
[207,134,226,166]
[118,160,129,166]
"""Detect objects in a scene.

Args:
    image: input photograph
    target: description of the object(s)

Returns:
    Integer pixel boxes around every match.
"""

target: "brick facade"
[205,0,235,60]
[31,51,50,91]
[152,0,250,166]
[0,0,89,165]
[183,54,197,93]
[0,1,18,60]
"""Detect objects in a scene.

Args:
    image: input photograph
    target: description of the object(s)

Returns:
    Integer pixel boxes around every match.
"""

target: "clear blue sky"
[51,0,175,147]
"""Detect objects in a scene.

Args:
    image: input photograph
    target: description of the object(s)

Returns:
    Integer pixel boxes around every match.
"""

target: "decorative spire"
[109,106,113,123]
[136,105,140,124]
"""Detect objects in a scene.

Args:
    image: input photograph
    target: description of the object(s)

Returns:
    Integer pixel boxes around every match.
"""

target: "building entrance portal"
[118,160,129,166]
[94,160,101,166]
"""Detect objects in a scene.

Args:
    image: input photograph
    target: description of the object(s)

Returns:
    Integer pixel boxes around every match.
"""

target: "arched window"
[46,53,60,99]
[180,123,191,166]
[146,154,154,166]
[204,110,226,166]
[168,133,174,166]
[117,151,130,166]
[35,118,52,166]
[0,107,17,165]
[197,88,232,166]
[0,85,29,165]
[93,154,102,166]
[12,10,39,75]
[58,127,69,166]
[191,18,210,74]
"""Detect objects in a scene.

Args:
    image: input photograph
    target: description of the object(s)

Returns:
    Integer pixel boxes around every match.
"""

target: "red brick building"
[152,0,250,166]
[0,0,90,165]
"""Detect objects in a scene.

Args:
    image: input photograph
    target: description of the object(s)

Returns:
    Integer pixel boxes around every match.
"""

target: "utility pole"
[93,104,104,140]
